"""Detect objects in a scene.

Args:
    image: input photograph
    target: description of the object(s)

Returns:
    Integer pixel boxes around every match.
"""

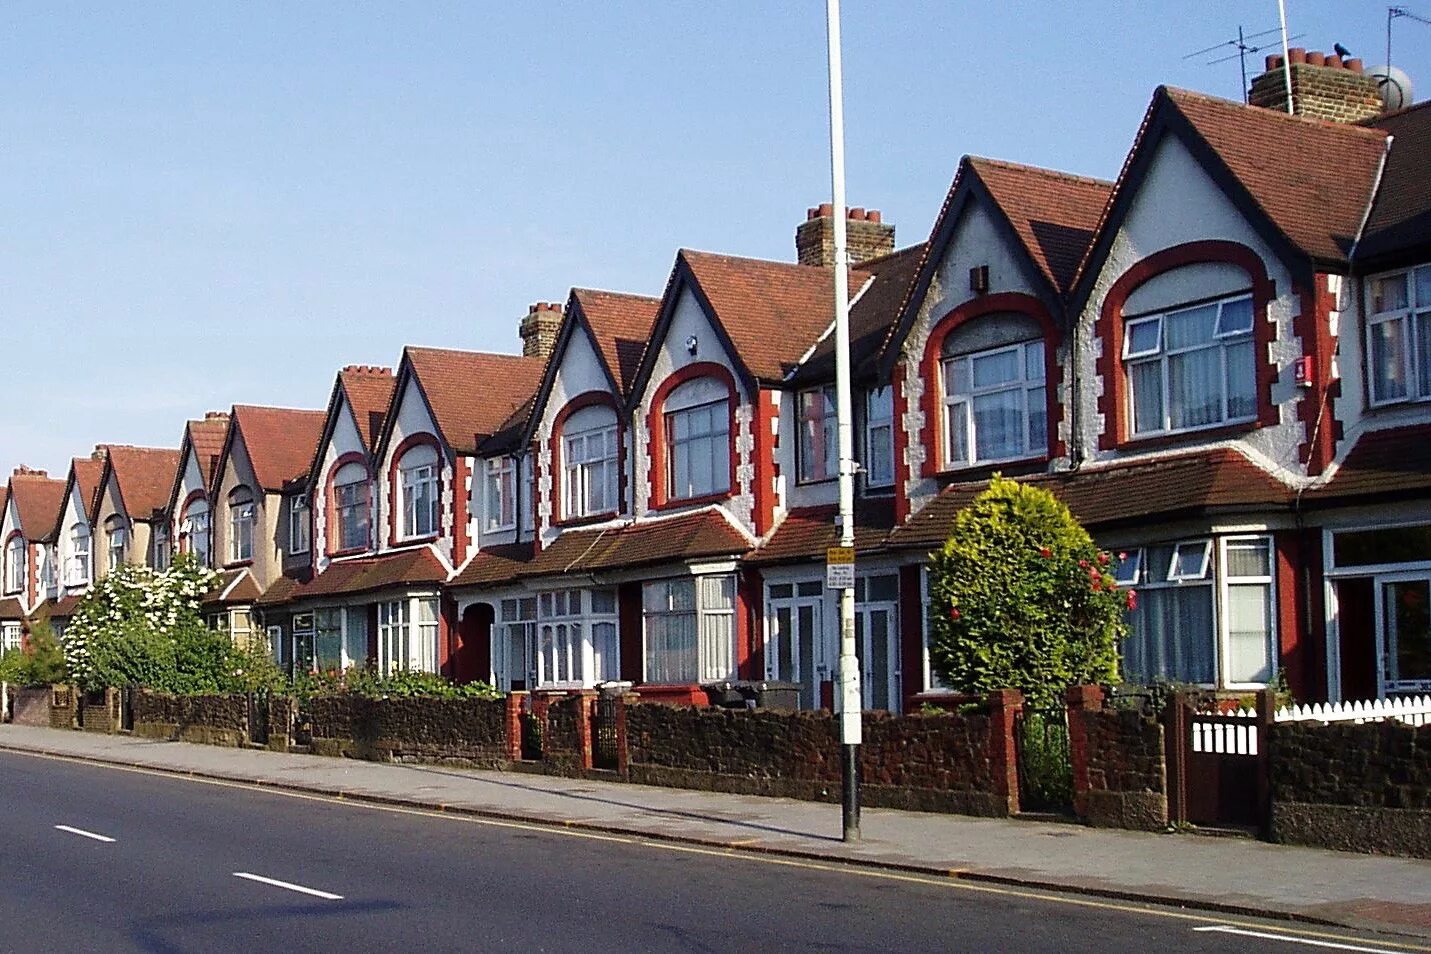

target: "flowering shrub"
[292,665,502,701]
[927,476,1128,708]
[0,622,67,687]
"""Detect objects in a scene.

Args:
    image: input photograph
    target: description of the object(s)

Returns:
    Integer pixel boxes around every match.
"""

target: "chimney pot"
[796,200,895,267]
[848,207,865,220]
[817,202,833,217]
[205,410,226,420]
[806,207,818,220]
[1288,47,1307,65]
[1306,51,1325,67]
[1345,58,1363,73]
[1266,54,1283,70]
[866,209,882,224]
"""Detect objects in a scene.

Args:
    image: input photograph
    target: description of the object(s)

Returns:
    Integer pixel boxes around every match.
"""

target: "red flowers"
[949,607,961,620]
[1077,559,1089,569]
[1039,547,1052,559]
[1125,589,1138,611]
[1097,552,1110,566]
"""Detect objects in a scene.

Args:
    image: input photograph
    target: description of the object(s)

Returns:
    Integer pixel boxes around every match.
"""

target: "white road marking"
[1192,925,1407,953]
[53,825,115,843]
[232,872,343,901]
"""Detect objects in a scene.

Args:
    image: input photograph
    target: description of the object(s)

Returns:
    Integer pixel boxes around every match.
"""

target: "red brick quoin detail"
[645,362,739,511]
[548,391,625,528]
[324,452,371,557]
[918,292,1063,479]
[1294,274,1338,475]
[1096,241,1277,451]
[387,433,444,548]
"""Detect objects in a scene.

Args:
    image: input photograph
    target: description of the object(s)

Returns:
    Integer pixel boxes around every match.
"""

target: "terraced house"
[8,55,1431,709]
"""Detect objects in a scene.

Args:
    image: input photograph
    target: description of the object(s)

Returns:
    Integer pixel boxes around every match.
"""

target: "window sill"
[651,491,734,512]
[553,511,619,529]
[482,523,517,536]
[935,455,1048,483]
[391,534,439,547]
[794,476,837,488]
[224,559,254,569]
[327,546,371,559]
[1118,420,1259,452]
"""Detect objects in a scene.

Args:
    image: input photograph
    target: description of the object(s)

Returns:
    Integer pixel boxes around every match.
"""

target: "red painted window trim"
[387,433,444,548]
[325,451,371,557]
[549,391,625,528]
[918,292,1063,479]
[646,362,740,511]
[177,489,208,557]
[1096,240,1277,451]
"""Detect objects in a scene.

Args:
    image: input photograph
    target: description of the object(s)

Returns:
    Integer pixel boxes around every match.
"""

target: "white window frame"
[941,339,1047,467]
[4,536,24,594]
[563,407,620,519]
[181,501,211,566]
[399,447,441,540]
[332,465,371,552]
[664,379,731,501]
[536,589,586,688]
[152,525,170,571]
[105,518,127,572]
[1219,536,1278,690]
[66,523,92,586]
[797,385,837,483]
[1122,293,1257,437]
[1,622,22,655]
[289,494,310,554]
[641,575,735,684]
[863,386,894,489]
[228,489,255,563]
[1365,265,1431,406]
[497,596,536,690]
[484,457,516,532]
[377,596,439,675]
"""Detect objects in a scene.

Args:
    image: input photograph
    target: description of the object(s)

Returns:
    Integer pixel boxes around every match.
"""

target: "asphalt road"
[0,751,1420,953]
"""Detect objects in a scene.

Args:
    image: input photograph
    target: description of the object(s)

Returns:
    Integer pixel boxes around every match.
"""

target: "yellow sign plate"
[826,546,855,565]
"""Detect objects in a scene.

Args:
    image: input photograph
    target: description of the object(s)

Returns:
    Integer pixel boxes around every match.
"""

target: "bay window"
[66,523,91,586]
[332,463,371,551]
[398,445,440,539]
[531,588,618,688]
[642,575,735,684]
[1123,294,1255,435]
[798,386,837,482]
[290,494,310,554]
[314,606,369,671]
[105,516,127,572]
[4,536,23,593]
[664,377,730,500]
[943,339,1047,466]
[563,405,619,518]
[484,457,516,532]
[377,596,439,675]
[1367,265,1431,404]
[864,386,894,488]
[181,500,211,566]
[498,596,536,690]
[2,622,21,655]
[228,488,255,563]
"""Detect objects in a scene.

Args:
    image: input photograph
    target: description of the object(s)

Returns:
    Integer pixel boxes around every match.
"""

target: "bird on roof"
[1334,42,1352,58]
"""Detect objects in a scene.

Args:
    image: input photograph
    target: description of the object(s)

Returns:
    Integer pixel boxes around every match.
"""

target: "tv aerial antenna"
[1388,6,1431,74]
[1185,25,1306,101]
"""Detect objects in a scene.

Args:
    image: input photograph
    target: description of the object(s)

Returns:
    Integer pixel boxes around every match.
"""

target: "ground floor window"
[532,588,619,689]
[377,596,439,675]
[643,575,735,684]
[498,597,536,691]
[1,622,21,655]
[1328,522,1431,698]
[313,606,369,672]
[1119,535,1274,688]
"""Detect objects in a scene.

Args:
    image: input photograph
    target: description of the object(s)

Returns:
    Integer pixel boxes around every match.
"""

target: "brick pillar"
[615,693,634,778]
[505,692,526,762]
[1064,684,1105,820]
[576,690,597,771]
[985,688,1023,816]
[1163,691,1193,825]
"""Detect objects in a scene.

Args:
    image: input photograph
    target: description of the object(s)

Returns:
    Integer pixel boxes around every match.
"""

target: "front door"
[766,581,824,710]
[855,574,900,713]
[1377,573,1431,695]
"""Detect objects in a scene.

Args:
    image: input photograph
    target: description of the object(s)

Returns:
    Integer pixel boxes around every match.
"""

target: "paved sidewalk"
[3,725,1429,939]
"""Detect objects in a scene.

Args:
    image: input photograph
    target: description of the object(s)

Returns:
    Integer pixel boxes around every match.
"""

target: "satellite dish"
[1368,64,1414,111]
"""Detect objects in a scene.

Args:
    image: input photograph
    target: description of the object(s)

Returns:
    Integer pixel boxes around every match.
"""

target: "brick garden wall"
[8,686,53,727]
[1067,686,1168,831]
[308,695,508,767]
[624,695,1019,816]
[1270,720,1431,859]
[134,690,249,746]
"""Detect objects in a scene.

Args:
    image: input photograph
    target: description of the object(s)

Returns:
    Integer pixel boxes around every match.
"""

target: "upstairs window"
[4,536,24,593]
[1123,294,1255,436]
[105,516,127,571]
[484,457,516,532]
[797,386,837,483]
[943,339,1047,466]
[66,522,91,586]
[664,377,731,501]
[289,494,310,554]
[1367,266,1431,405]
[864,386,894,489]
[332,462,371,552]
[398,444,440,539]
[563,404,619,518]
[228,488,255,563]
[152,525,170,571]
[180,500,211,566]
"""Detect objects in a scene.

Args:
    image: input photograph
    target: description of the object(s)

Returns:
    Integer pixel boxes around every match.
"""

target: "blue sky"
[3,1,1427,479]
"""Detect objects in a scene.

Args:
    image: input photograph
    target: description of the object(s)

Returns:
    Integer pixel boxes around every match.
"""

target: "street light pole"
[824,0,861,843]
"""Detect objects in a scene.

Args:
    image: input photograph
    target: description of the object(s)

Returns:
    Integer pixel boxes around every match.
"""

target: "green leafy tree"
[0,622,68,687]
[927,475,1129,707]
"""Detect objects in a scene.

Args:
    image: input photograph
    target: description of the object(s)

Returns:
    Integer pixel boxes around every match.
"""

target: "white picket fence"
[1274,695,1431,727]
[1190,709,1260,755]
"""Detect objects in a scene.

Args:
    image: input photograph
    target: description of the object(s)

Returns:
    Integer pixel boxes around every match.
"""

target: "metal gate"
[1014,703,1073,814]
[592,692,619,771]
[120,686,135,732]
[247,691,269,747]
[520,701,543,761]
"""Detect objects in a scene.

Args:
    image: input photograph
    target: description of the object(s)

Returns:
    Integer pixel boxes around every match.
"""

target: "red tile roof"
[1306,424,1431,503]
[968,157,1112,293]
[1360,100,1431,266]
[104,446,181,520]
[7,471,66,540]
[793,243,926,384]
[889,449,1293,550]
[572,289,661,395]
[747,499,897,566]
[449,542,535,588]
[187,415,231,492]
[30,594,82,623]
[257,548,447,604]
[339,365,396,451]
[404,347,546,454]
[202,568,264,607]
[0,596,24,621]
[677,250,871,384]
[231,405,326,491]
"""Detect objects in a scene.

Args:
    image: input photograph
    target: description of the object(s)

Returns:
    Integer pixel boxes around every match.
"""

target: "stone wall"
[8,687,53,727]
[540,694,591,773]
[624,694,1019,816]
[1270,720,1431,859]
[80,688,122,735]
[133,690,249,747]
[308,695,508,767]
[1067,685,1168,831]
[49,684,77,729]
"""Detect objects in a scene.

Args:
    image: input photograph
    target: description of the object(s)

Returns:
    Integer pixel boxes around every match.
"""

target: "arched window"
[663,377,731,500]
[67,522,91,586]
[104,515,127,572]
[181,499,211,566]
[4,535,24,594]
[332,461,371,552]
[228,487,255,563]
[398,444,440,539]
[563,404,619,518]
[940,313,1047,466]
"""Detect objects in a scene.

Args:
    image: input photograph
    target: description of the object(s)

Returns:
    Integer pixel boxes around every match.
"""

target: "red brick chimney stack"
[796,204,896,268]
[1249,48,1383,122]
[519,301,564,360]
